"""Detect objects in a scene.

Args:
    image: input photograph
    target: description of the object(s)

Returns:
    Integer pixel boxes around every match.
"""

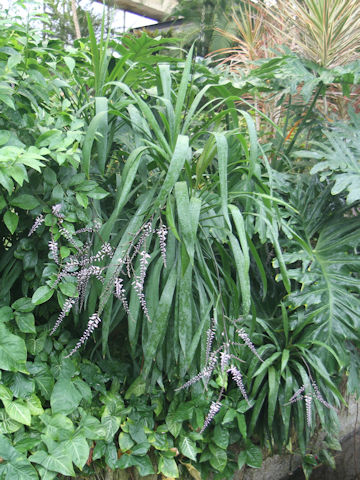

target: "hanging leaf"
[4,210,18,234]
[179,436,197,461]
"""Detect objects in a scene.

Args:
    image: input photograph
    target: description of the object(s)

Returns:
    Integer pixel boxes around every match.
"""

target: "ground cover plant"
[0,1,360,479]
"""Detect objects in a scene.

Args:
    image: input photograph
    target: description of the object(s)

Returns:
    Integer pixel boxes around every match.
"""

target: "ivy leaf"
[105,442,118,469]
[125,376,146,399]
[0,410,22,434]
[78,414,106,440]
[35,466,56,480]
[132,455,155,476]
[4,399,31,426]
[26,332,47,356]
[0,434,38,479]
[213,424,229,449]
[118,432,135,452]
[0,324,27,373]
[30,444,75,477]
[116,453,133,469]
[9,372,35,398]
[33,369,54,400]
[41,412,74,433]
[243,441,263,468]
[158,455,179,478]
[101,415,121,442]
[179,436,197,461]
[131,442,150,456]
[0,434,39,480]
[128,422,147,444]
[50,378,82,415]
[26,394,44,416]
[64,436,89,470]
[209,444,227,472]
[0,384,12,402]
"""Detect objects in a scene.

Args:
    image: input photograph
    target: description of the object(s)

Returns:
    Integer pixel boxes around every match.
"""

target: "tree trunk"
[71,0,81,39]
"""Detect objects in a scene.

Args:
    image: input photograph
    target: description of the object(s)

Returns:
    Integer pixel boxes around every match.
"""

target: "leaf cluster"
[0,9,359,480]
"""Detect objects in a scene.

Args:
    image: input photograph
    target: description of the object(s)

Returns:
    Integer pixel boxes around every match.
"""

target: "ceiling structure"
[95,0,178,21]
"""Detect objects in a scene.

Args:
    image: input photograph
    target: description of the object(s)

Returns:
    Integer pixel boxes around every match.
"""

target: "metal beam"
[95,0,177,21]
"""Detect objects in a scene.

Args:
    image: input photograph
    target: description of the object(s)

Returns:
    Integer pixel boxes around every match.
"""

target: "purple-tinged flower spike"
[200,401,222,433]
[131,222,153,260]
[28,214,44,236]
[157,224,168,267]
[75,266,105,312]
[59,225,82,250]
[220,350,230,373]
[175,352,218,392]
[304,395,312,427]
[65,313,101,358]
[228,365,250,405]
[89,242,113,263]
[288,385,306,404]
[205,320,216,365]
[50,297,76,335]
[75,226,94,235]
[92,219,102,232]
[203,352,218,387]
[139,251,151,288]
[238,329,263,362]
[48,235,59,264]
[52,203,64,218]
[114,278,131,316]
[132,275,151,322]
[312,381,337,411]
[88,265,105,281]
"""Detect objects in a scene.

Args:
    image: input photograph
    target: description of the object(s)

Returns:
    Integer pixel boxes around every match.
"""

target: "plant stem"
[285,82,323,156]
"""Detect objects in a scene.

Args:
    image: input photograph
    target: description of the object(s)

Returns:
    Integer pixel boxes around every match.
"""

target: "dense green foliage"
[0,5,359,480]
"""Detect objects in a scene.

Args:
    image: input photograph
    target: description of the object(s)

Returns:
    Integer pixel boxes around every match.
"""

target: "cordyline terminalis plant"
[29,204,168,357]
[263,0,360,68]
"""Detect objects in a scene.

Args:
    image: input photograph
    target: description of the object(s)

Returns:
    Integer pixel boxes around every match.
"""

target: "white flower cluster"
[65,313,102,358]
[286,380,337,427]
[238,328,263,362]
[50,297,76,335]
[28,214,44,237]
[31,208,169,357]
[228,365,250,405]
[200,401,222,433]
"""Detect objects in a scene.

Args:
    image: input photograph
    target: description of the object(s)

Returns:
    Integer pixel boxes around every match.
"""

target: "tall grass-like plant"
[210,2,278,72]
[268,0,360,68]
